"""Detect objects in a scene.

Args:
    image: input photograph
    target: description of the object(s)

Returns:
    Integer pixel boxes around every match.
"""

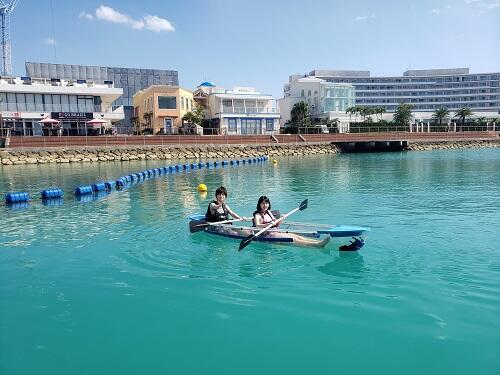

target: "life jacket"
[205,201,229,222]
[253,210,275,227]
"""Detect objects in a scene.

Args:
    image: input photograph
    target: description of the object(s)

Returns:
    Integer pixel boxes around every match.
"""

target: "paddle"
[189,217,249,233]
[238,199,308,251]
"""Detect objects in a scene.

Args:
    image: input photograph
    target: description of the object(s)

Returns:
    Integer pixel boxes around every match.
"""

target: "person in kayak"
[205,186,246,222]
[253,196,330,248]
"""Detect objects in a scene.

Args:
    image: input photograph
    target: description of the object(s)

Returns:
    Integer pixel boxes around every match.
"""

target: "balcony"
[219,106,279,115]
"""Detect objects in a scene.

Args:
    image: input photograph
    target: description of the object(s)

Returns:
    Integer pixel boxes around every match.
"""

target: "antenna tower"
[0,0,19,76]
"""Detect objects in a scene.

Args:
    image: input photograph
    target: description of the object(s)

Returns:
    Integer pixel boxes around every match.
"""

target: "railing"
[0,103,104,113]
[219,107,279,114]
[3,127,497,149]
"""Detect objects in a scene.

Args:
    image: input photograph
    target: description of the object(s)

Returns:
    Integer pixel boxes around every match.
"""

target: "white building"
[0,76,123,136]
[279,75,355,132]
[193,82,280,135]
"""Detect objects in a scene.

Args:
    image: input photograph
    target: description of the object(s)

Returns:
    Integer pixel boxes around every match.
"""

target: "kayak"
[188,214,370,251]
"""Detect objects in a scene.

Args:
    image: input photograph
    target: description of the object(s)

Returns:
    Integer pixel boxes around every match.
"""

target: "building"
[279,75,355,130]
[193,82,280,135]
[25,62,178,133]
[132,86,194,135]
[0,76,123,136]
[308,68,500,119]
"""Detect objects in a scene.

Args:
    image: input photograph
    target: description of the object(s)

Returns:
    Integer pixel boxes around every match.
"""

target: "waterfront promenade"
[2,130,498,149]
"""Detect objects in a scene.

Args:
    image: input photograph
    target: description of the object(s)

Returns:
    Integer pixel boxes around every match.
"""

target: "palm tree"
[393,103,413,128]
[432,107,450,130]
[454,107,473,131]
[376,107,386,122]
[346,107,354,124]
[143,112,153,134]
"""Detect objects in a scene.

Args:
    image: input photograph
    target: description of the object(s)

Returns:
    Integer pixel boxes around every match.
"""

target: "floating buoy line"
[3,156,269,208]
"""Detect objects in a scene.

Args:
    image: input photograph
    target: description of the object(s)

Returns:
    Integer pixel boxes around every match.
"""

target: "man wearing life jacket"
[205,186,244,222]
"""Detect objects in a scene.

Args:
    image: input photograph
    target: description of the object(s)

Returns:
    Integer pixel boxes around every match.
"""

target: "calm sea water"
[1,149,499,375]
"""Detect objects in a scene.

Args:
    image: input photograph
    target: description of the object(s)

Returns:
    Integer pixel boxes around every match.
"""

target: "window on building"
[301,89,305,97]
[158,96,176,109]
[266,119,274,131]
[228,118,237,132]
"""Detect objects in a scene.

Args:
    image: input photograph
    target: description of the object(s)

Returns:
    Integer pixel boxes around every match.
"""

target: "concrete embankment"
[0,144,340,165]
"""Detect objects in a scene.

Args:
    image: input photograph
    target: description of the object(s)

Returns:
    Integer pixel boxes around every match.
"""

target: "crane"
[0,0,19,76]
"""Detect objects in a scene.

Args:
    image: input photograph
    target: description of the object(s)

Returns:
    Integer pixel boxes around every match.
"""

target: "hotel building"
[25,62,178,133]
[280,76,355,130]
[0,76,123,136]
[308,68,500,119]
[194,82,280,135]
[133,86,194,135]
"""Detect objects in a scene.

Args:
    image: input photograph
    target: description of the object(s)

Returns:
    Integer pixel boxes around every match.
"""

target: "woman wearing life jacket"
[205,186,245,222]
[253,196,330,248]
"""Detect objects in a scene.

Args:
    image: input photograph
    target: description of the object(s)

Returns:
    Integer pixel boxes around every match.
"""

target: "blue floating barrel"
[252,158,257,162]
[197,162,204,168]
[5,192,30,204]
[241,159,246,164]
[105,181,116,190]
[190,163,198,169]
[161,167,168,173]
[92,183,106,192]
[206,162,213,168]
[156,168,162,174]
[213,161,219,167]
[222,160,228,166]
[247,159,252,163]
[115,178,126,187]
[230,160,236,165]
[183,164,190,170]
[41,188,64,200]
[75,185,93,196]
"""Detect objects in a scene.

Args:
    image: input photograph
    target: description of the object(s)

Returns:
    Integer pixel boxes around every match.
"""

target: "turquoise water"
[1,149,499,374]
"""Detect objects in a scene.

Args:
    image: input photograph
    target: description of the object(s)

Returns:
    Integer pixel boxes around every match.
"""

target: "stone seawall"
[1,140,499,166]
[407,139,500,151]
[0,144,340,165]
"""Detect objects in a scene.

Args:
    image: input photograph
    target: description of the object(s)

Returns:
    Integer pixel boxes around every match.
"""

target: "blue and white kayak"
[188,214,370,251]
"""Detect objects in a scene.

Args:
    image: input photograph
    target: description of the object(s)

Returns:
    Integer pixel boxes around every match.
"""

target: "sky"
[10,0,500,97]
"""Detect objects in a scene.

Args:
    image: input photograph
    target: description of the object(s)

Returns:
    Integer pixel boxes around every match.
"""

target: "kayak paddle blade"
[239,234,256,251]
[299,199,308,211]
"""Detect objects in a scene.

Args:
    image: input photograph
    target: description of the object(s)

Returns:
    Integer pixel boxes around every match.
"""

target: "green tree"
[143,111,153,134]
[393,103,413,128]
[454,107,473,131]
[432,107,450,129]
[290,101,311,132]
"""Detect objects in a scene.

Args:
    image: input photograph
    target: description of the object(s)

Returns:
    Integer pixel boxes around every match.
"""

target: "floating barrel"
[206,162,213,168]
[115,178,126,187]
[230,160,237,165]
[183,164,190,170]
[162,167,169,173]
[213,161,219,167]
[222,160,228,166]
[5,192,30,204]
[247,159,252,163]
[190,163,198,169]
[105,181,116,190]
[197,162,204,168]
[41,188,63,200]
[75,185,93,196]
[240,159,246,164]
[92,183,106,192]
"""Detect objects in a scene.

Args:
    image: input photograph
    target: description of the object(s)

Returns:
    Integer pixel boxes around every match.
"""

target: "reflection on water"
[1,149,500,375]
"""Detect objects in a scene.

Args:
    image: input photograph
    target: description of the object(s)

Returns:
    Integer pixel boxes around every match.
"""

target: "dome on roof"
[198,81,216,87]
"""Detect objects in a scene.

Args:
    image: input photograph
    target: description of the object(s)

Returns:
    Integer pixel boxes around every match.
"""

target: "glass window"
[61,95,69,111]
[228,118,237,132]
[266,119,274,131]
[16,93,26,111]
[301,89,305,97]
[7,93,16,110]
[69,95,78,111]
[35,94,44,112]
[158,96,176,109]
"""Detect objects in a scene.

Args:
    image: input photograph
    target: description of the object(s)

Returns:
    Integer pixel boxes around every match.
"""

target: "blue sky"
[11,0,500,97]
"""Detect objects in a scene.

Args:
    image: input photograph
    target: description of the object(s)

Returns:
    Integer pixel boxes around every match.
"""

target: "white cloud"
[79,11,94,20]
[487,1,500,8]
[45,37,56,45]
[354,14,375,21]
[431,9,441,14]
[465,0,481,3]
[445,4,452,8]
[143,15,175,32]
[87,5,174,32]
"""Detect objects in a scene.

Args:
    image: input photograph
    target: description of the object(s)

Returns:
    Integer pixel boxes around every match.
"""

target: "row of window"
[356,89,500,97]
[224,118,275,133]
[352,82,497,90]
[356,100,498,109]
[0,93,101,112]
[325,75,499,84]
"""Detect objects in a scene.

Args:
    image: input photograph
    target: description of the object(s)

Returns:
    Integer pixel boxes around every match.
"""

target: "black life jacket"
[205,201,229,222]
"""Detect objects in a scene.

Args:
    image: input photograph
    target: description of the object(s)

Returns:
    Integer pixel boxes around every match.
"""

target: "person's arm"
[225,204,242,220]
